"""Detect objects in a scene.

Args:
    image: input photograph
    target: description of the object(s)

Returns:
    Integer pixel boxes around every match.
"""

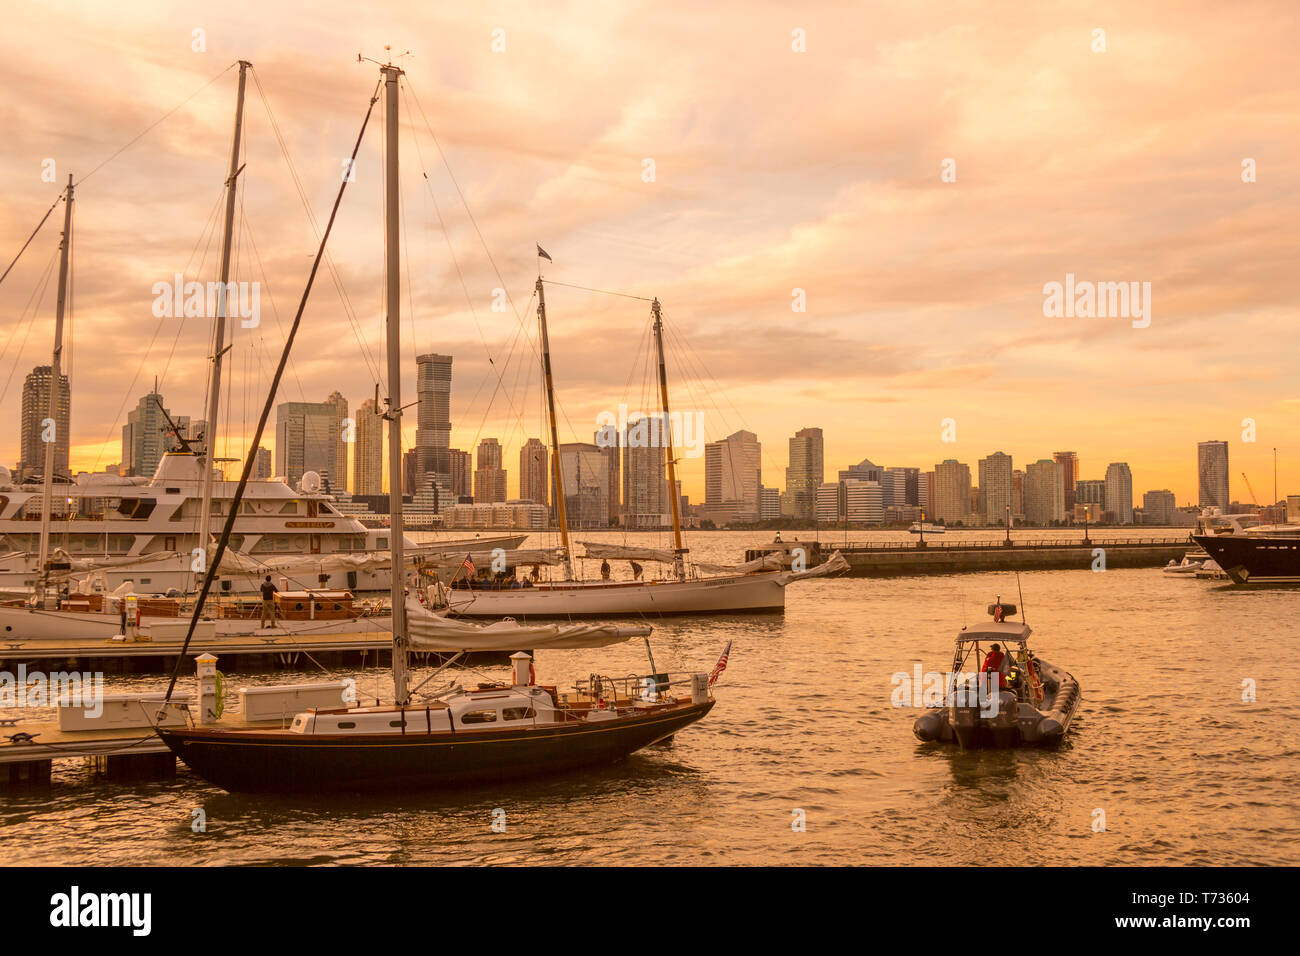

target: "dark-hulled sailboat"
[155,58,717,793]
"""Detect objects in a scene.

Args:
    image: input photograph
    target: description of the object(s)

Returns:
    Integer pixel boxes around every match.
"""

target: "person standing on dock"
[260,575,279,628]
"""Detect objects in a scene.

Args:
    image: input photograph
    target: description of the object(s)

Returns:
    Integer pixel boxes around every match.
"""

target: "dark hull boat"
[159,698,713,793]
[1193,533,1300,585]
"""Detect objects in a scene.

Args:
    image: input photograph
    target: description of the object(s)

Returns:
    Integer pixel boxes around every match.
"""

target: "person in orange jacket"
[982,643,1007,689]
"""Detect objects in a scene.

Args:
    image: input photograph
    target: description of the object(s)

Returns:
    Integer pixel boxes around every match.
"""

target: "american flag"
[461,555,475,576]
[708,641,732,685]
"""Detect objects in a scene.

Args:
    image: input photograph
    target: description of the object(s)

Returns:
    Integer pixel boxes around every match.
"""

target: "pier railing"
[560,672,707,710]
[836,536,1189,552]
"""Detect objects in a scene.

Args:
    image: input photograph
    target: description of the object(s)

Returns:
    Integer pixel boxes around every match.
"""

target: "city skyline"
[1,3,1296,505]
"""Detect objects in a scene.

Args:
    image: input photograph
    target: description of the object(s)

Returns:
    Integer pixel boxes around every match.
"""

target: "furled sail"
[578,542,675,563]
[782,549,849,581]
[694,554,784,574]
[405,599,650,650]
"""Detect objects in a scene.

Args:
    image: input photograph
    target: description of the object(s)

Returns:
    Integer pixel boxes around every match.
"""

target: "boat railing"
[565,671,706,710]
[837,535,1187,552]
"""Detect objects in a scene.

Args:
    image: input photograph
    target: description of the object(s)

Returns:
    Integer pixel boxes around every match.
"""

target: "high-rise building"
[253,446,272,481]
[1105,462,1134,524]
[598,438,620,523]
[844,478,884,524]
[932,459,971,524]
[415,353,452,485]
[473,438,507,503]
[919,471,934,516]
[1011,469,1025,518]
[275,401,338,487]
[705,429,761,519]
[325,391,349,493]
[448,448,473,498]
[759,485,781,520]
[978,452,1014,525]
[785,427,824,520]
[1076,479,1105,505]
[1053,451,1079,510]
[1143,489,1177,525]
[20,365,71,480]
[838,457,882,483]
[622,415,670,522]
[1197,441,1229,510]
[814,481,844,524]
[885,466,919,507]
[352,398,383,495]
[1025,458,1065,525]
[121,391,189,479]
[518,438,548,506]
[559,442,609,528]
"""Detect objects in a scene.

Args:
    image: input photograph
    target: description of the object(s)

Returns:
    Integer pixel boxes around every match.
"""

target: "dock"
[0,629,398,671]
[747,535,1191,576]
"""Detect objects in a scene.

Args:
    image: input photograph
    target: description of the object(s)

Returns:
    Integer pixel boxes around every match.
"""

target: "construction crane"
[1242,472,1258,506]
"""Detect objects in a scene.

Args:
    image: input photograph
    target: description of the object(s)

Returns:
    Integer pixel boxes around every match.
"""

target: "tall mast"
[381,62,409,706]
[652,299,685,578]
[35,175,74,608]
[196,60,250,587]
[536,277,573,579]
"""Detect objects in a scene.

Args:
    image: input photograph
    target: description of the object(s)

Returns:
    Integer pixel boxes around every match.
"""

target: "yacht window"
[460,710,498,724]
[336,721,356,729]
[502,707,535,721]
[377,537,388,549]
[280,502,298,514]
[388,719,406,728]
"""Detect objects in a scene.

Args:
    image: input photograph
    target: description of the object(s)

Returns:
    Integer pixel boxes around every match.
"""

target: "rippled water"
[2,531,1296,866]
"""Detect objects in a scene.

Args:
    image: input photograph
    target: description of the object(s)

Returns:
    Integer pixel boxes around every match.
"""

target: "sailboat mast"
[196,59,250,587]
[35,175,74,608]
[536,277,573,578]
[381,62,409,706]
[652,299,685,578]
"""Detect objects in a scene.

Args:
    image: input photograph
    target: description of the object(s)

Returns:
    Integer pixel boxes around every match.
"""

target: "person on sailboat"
[630,560,644,580]
[260,575,278,628]
[600,559,612,581]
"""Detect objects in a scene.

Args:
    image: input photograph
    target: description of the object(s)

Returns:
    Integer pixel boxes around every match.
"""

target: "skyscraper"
[325,391,349,493]
[978,451,1013,525]
[473,438,507,503]
[1105,462,1134,524]
[448,448,473,499]
[785,427,824,520]
[518,437,548,506]
[352,398,383,495]
[121,390,185,479]
[1053,451,1079,510]
[1197,441,1229,509]
[704,429,761,519]
[559,442,609,528]
[275,400,338,487]
[20,365,70,480]
[933,459,971,524]
[253,445,272,480]
[1025,458,1065,525]
[415,353,452,485]
[622,414,670,522]
[1143,489,1177,525]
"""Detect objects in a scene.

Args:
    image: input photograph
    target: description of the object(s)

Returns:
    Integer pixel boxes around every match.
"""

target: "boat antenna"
[1016,572,1026,624]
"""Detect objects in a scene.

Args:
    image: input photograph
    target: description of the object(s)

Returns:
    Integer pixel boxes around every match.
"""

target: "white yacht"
[0,452,524,596]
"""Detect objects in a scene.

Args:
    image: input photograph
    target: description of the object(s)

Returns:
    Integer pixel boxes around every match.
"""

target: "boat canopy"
[405,599,651,651]
[957,621,1032,643]
[578,542,676,563]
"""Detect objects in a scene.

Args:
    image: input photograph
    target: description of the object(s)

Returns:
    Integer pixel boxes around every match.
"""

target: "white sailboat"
[446,287,845,618]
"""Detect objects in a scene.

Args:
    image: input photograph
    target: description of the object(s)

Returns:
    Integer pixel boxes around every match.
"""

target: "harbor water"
[1,531,1295,866]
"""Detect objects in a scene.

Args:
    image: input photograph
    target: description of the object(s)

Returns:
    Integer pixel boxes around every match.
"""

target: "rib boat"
[913,599,1081,749]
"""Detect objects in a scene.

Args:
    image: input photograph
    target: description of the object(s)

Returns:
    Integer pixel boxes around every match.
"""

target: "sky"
[1,0,1297,505]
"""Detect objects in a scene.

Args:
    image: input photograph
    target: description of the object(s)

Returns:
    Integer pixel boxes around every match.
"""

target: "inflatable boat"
[913,599,1081,749]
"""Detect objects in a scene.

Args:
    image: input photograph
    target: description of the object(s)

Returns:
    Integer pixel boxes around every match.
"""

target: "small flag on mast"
[536,244,552,262]
[708,640,732,685]
[461,555,475,577]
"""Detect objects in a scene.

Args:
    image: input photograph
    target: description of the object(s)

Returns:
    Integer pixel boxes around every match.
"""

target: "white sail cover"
[405,599,650,651]
[427,549,564,578]
[694,554,784,574]
[783,549,850,580]
[578,542,676,563]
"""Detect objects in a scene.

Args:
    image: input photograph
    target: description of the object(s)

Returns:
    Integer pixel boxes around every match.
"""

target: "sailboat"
[156,59,717,792]
[445,288,846,618]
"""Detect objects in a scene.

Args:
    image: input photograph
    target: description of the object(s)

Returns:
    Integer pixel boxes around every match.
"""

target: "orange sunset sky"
[1,0,1297,504]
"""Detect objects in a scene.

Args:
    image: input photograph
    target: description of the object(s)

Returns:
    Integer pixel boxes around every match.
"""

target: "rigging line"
[248,66,386,391]
[163,77,382,705]
[0,246,60,408]
[76,62,239,187]
[542,279,653,302]
[240,215,307,402]
[0,195,61,291]
[88,184,228,475]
